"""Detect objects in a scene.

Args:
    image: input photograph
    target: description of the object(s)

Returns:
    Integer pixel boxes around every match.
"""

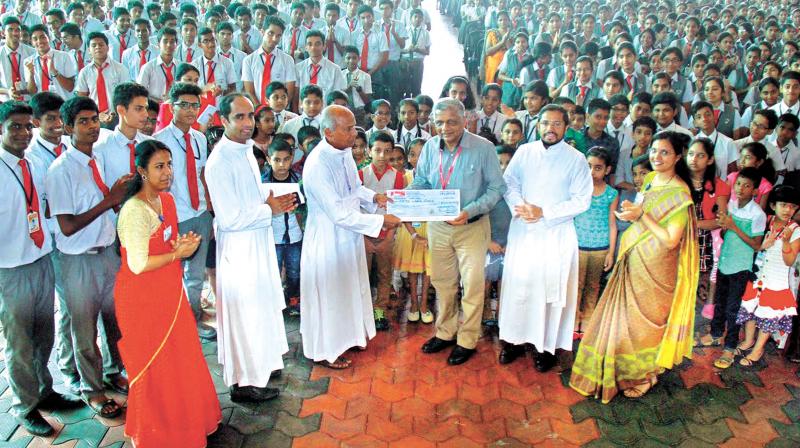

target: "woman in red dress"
[115,140,221,447]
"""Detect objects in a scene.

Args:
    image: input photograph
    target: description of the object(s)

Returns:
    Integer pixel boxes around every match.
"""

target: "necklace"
[144,193,165,222]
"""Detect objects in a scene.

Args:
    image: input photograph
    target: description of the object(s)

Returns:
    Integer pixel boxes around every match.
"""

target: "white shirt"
[23,49,78,100]
[80,17,106,40]
[294,57,346,98]
[26,133,70,229]
[739,101,770,129]
[377,19,408,61]
[137,56,178,100]
[697,129,738,178]
[0,148,52,268]
[191,53,237,94]
[104,28,135,63]
[348,28,389,71]
[403,25,430,60]
[341,68,372,108]
[122,44,160,80]
[0,11,41,28]
[154,123,209,222]
[337,16,360,33]
[45,145,116,254]
[657,122,694,137]
[769,134,800,183]
[393,124,431,148]
[770,100,800,118]
[94,127,153,185]
[218,47,248,90]
[75,58,132,111]
[176,43,201,63]
[476,109,506,143]
[734,136,786,172]
[281,25,308,56]
[279,114,320,140]
[0,43,35,101]
[606,123,633,153]
[241,47,297,101]
[233,27,263,53]
[321,24,352,66]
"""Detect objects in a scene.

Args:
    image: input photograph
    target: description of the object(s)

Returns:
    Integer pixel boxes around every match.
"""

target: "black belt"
[467,214,484,224]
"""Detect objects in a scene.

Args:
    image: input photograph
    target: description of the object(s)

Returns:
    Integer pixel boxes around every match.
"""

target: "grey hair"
[432,98,465,119]
[319,106,338,132]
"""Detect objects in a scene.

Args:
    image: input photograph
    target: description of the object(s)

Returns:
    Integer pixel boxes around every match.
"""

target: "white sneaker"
[421,310,434,324]
[407,310,420,322]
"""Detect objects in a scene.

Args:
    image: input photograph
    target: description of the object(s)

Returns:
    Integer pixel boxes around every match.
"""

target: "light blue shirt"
[408,131,506,218]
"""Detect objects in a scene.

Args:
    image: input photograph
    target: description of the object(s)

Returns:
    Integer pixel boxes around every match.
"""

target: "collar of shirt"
[670,72,681,82]
[713,102,725,112]
[699,129,718,140]
[167,123,193,141]
[158,55,175,66]
[259,47,275,58]
[202,54,219,65]
[0,147,22,166]
[65,144,92,165]
[113,127,143,146]
[34,136,59,153]
[301,114,319,124]
[781,101,800,114]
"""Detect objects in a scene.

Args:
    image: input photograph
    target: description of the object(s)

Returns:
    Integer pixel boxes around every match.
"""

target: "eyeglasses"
[751,122,770,130]
[663,57,681,63]
[539,120,565,128]
[175,101,201,110]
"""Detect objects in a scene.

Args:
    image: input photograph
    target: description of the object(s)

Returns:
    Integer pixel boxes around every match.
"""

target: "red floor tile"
[499,381,544,405]
[726,417,780,444]
[293,431,340,448]
[372,379,414,403]
[344,395,392,420]
[506,417,556,445]
[437,435,484,448]
[458,380,501,405]
[390,397,436,421]
[412,417,461,443]
[435,399,482,423]
[320,414,368,441]
[459,417,508,444]
[551,418,601,445]
[299,394,348,420]
[340,433,388,448]
[739,397,792,425]
[415,379,458,404]
[327,378,372,400]
[365,415,411,442]
[482,398,527,421]
[526,401,574,423]
[387,435,435,448]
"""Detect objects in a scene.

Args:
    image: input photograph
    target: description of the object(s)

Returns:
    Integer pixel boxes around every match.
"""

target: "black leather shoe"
[533,350,557,372]
[447,345,476,365]
[499,343,524,365]
[197,323,217,341]
[230,385,279,403]
[18,410,54,436]
[38,393,83,411]
[421,336,456,354]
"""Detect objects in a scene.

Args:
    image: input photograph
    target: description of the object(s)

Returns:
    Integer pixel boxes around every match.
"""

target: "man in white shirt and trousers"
[498,104,593,372]
[300,105,401,369]
[204,93,297,403]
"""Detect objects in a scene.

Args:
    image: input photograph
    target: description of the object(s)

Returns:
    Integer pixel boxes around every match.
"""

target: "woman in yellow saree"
[570,131,699,403]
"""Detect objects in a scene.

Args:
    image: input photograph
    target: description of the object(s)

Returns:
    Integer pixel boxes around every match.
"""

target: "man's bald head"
[321,105,357,150]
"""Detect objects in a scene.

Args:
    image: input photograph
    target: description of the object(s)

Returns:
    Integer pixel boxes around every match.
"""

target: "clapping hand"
[266,190,298,214]
[172,231,201,258]
[514,201,543,223]
[614,200,642,222]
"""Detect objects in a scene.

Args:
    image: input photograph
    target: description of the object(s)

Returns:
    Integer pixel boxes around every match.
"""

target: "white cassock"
[499,139,593,354]
[204,135,288,387]
[300,138,384,363]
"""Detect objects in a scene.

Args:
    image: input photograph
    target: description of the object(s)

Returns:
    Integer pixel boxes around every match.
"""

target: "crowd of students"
[5,0,800,445]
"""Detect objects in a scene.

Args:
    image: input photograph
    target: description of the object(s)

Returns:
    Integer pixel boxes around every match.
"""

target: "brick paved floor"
[3,308,800,447]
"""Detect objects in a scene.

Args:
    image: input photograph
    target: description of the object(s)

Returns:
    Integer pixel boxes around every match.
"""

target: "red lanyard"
[438,145,463,189]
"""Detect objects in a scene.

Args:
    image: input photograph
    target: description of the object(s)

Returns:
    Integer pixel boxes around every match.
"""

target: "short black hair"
[265,15,286,32]
[147,98,160,114]
[586,146,612,166]
[113,82,150,110]
[268,137,294,157]
[59,22,81,39]
[587,98,611,115]
[29,92,65,119]
[298,125,321,144]
[632,116,657,133]
[736,166,762,188]
[326,89,349,106]
[60,96,99,127]
[169,82,203,103]
[175,62,200,80]
[300,84,324,101]
[87,31,108,45]
[538,104,569,124]
[219,93,250,120]
[369,130,395,147]
[0,101,33,124]
[157,26,178,42]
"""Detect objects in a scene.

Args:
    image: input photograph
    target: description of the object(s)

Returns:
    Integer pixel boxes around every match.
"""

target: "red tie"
[55,40,61,50]
[310,63,320,85]
[186,48,193,63]
[127,141,136,173]
[538,68,545,79]
[9,51,20,85]
[40,56,50,91]
[360,32,369,71]
[626,74,633,91]
[163,63,174,95]
[206,60,216,105]
[579,86,588,98]
[139,49,147,67]
[96,63,109,113]
[88,159,110,196]
[18,159,44,248]
[76,51,84,70]
[221,52,231,59]
[713,109,721,125]
[747,71,754,84]
[327,36,334,62]
[184,132,200,210]
[290,28,299,55]
[261,53,272,104]
[118,34,126,62]
[54,142,63,156]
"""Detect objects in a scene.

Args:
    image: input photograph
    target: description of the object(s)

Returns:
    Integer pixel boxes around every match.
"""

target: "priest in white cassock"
[204,94,298,403]
[300,105,401,369]
[498,104,593,373]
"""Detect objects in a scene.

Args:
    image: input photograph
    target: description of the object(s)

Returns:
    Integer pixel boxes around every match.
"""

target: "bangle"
[170,252,177,263]
[411,233,419,239]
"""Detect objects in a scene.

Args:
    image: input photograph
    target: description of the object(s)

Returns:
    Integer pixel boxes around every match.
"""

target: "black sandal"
[83,397,122,419]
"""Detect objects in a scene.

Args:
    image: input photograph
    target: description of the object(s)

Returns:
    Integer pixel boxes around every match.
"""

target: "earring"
[142,175,148,180]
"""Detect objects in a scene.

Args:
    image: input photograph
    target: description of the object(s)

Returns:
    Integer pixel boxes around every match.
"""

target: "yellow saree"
[569,172,699,403]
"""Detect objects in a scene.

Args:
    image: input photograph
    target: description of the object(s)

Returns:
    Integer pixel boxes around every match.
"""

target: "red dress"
[114,193,221,447]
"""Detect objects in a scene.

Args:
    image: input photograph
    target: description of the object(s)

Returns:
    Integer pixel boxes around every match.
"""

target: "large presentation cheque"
[386,189,461,221]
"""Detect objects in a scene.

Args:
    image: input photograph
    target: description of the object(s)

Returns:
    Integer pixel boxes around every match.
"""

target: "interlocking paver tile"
[458,417,506,444]
[364,415,409,442]
[726,416,779,444]
[207,424,245,448]
[684,419,733,444]
[482,398,526,421]
[51,418,108,447]
[412,417,460,443]
[320,414,367,440]
[741,398,793,425]
[0,414,19,441]
[228,408,275,435]
[550,417,600,445]
[299,394,347,420]
[505,417,555,445]
[389,397,434,421]
[526,401,573,423]
[769,419,800,443]
[339,433,387,447]
[291,431,339,448]
[414,380,457,405]
[437,435,483,447]
[344,394,391,420]
[641,418,688,445]
[0,437,33,448]
[240,430,292,448]
[387,434,434,448]
[435,399,481,423]
[487,437,540,447]
[327,378,371,400]
[283,376,329,400]
[271,411,319,438]
[371,379,413,403]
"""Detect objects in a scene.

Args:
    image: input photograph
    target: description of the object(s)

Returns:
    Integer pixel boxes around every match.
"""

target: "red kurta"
[114,193,221,447]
